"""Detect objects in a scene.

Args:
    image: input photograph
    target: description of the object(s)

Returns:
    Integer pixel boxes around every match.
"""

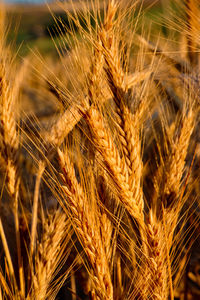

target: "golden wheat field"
[0,0,200,299]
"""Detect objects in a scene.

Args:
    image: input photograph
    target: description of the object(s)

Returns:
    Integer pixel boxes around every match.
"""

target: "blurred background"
[2,0,162,57]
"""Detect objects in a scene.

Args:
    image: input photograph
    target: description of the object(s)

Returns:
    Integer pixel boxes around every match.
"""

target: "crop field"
[0,0,200,299]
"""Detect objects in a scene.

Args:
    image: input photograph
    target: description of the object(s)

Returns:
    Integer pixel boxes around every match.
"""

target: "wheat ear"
[0,62,19,199]
[85,106,145,227]
[133,209,169,300]
[98,0,144,213]
[31,209,71,300]
[58,148,113,300]
[0,59,25,296]
[146,210,168,300]
[162,109,195,245]
[143,109,194,299]
[164,110,194,200]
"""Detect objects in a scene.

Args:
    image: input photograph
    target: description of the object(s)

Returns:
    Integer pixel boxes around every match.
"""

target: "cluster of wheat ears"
[0,0,200,299]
